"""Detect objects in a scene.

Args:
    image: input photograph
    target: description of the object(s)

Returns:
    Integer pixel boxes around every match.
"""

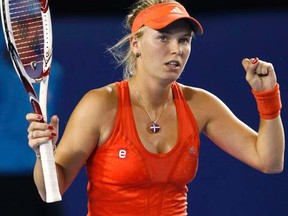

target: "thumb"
[241,58,250,71]
[49,115,59,146]
[50,115,59,127]
[241,57,259,82]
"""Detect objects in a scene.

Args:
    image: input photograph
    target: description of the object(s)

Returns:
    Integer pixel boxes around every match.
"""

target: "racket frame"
[0,0,61,203]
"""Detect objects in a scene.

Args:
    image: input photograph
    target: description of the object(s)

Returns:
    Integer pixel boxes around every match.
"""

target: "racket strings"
[9,0,44,69]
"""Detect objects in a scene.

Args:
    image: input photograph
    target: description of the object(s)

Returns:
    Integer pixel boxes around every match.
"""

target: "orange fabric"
[252,83,282,119]
[86,80,200,215]
[131,2,203,34]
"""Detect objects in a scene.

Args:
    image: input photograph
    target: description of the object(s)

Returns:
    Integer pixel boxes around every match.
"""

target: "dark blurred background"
[0,0,287,216]
[49,0,287,16]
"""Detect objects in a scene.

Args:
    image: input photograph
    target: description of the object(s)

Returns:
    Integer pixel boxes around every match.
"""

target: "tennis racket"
[0,0,61,202]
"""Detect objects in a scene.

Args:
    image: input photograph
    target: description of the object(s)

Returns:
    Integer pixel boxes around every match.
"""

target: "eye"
[179,37,190,44]
[159,34,168,41]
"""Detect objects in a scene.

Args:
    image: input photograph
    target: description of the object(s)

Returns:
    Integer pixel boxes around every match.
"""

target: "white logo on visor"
[170,7,183,14]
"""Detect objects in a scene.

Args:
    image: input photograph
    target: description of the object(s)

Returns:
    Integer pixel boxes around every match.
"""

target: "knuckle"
[30,121,36,128]
[28,140,34,148]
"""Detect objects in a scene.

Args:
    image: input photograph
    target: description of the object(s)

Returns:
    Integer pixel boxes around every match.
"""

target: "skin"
[26,19,285,201]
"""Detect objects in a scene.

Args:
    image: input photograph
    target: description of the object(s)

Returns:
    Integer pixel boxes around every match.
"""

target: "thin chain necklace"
[135,89,170,134]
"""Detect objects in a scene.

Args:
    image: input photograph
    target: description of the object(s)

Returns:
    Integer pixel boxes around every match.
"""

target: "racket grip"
[39,140,62,203]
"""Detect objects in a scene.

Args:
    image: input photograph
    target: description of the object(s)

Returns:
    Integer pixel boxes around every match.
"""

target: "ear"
[130,35,140,55]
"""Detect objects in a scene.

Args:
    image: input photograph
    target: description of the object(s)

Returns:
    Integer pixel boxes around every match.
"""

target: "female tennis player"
[26,0,285,215]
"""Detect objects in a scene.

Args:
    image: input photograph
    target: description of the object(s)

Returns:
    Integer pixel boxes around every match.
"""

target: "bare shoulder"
[62,82,119,147]
[79,83,118,113]
[68,82,119,133]
[177,83,221,105]
[177,83,233,132]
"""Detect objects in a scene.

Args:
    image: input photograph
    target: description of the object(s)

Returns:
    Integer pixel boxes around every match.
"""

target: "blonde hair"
[107,0,176,79]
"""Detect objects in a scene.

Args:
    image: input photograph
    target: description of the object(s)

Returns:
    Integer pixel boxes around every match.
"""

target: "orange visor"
[131,2,203,34]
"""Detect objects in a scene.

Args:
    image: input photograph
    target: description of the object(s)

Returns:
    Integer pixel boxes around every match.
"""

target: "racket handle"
[39,140,62,203]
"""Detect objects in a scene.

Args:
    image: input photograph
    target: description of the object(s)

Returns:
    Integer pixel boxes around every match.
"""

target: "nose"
[170,41,182,55]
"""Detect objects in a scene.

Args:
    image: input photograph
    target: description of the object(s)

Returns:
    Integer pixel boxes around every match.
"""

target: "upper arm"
[185,87,260,169]
[204,93,258,162]
[54,84,118,191]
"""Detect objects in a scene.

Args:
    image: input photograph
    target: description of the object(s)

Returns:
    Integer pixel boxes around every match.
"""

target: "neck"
[128,77,172,109]
[128,77,173,134]
[132,83,171,124]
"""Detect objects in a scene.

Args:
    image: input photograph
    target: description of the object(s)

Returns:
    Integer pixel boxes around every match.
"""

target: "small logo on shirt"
[118,149,127,159]
[189,146,195,154]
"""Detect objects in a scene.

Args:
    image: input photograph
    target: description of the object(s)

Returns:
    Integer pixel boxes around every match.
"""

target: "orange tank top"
[86,80,200,216]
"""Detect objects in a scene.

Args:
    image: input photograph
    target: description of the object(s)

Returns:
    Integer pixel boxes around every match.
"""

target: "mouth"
[165,60,180,68]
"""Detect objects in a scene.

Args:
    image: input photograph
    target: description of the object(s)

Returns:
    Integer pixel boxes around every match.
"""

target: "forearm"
[33,159,47,201]
[256,116,285,173]
[249,77,284,172]
[33,158,65,202]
